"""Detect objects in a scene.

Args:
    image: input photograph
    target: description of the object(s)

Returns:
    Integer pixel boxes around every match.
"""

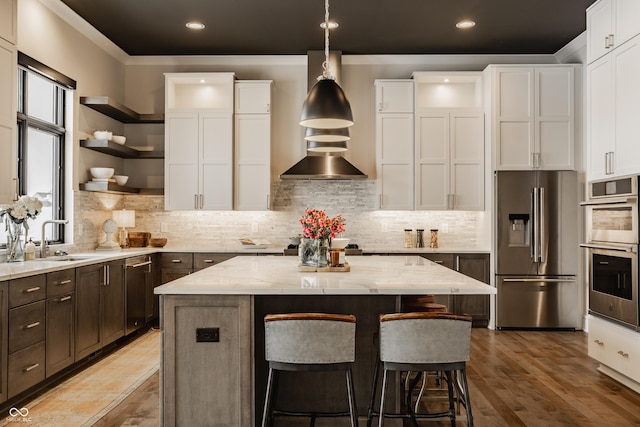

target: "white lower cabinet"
[589,315,640,391]
[415,109,484,210]
[165,112,233,210]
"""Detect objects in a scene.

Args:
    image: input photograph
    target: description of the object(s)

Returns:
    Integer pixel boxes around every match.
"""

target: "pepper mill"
[416,229,424,248]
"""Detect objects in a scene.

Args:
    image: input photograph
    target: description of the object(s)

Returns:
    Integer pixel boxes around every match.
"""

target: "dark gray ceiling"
[60,0,597,56]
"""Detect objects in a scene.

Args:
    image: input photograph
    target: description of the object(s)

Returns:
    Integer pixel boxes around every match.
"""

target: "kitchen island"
[155,255,496,426]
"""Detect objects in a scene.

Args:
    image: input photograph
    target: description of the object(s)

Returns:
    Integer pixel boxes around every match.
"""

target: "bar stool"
[262,313,359,427]
[367,312,474,427]
[401,294,448,313]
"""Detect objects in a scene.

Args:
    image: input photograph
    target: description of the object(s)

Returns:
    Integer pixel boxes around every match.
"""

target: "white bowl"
[90,167,114,179]
[111,135,126,145]
[93,130,112,140]
[113,175,129,185]
[330,238,350,249]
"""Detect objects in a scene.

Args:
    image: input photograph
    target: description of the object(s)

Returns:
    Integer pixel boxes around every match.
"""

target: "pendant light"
[304,127,351,143]
[299,0,354,129]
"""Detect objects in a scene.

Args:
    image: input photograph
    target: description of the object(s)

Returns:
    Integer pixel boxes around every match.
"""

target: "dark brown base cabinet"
[160,253,235,284]
[46,269,75,377]
[420,253,491,327]
[75,260,125,360]
[0,282,7,404]
[7,275,46,399]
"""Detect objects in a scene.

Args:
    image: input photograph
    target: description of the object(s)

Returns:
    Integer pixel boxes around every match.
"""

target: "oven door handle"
[502,278,576,283]
[580,197,637,206]
[580,243,637,253]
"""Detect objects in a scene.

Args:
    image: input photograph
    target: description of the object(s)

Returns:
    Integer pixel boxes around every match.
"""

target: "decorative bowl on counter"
[90,167,114,180]
[128,231,151,248]
[113,175,129,185]
[150,237,167,247]
[93,130,112,140]
[111,135,126,145]
[330,238,350,249]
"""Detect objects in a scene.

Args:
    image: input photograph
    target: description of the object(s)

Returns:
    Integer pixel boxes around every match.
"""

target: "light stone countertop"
[154,255,497,296]
[0,246,490,282]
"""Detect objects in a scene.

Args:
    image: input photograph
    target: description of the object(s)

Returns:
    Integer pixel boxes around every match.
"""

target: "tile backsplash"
[72,180,489,252]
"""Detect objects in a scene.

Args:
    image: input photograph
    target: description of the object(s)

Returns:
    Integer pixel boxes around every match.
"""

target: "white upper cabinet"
[234,81,272,211]
[0,0,17,44]
[375,80,415,210]
[487,65,575,171]
[234,81,271,114]
[587,0,640,64]
[164,73,235,210]
[0,37,16,204]
[375,80,414,113]
[588,34,640,180]
[415,109,484,211]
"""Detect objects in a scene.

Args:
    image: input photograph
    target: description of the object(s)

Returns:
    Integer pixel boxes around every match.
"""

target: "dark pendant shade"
[304,127,350,142]
[300,78,354,129]
[307,140,348,152]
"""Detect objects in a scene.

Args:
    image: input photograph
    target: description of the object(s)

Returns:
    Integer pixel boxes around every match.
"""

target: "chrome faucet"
[41,219,69,258]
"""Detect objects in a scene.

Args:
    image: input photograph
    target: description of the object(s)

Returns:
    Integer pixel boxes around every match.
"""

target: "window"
[12,54,74,246]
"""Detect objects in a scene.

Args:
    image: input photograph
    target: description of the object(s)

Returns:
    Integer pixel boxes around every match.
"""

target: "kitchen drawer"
[9,300,45,353]
[47,268,75,298]
[161,252,193,268]
[9,274,46,308]
[589,316,640,382]
[194,253,234,270]
[8,341,45,399]
[420,253,455,269]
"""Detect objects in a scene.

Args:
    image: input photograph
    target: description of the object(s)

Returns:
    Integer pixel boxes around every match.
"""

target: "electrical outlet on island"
[440,223,449,233]
[252,223,259,233]
[381,222,388,233]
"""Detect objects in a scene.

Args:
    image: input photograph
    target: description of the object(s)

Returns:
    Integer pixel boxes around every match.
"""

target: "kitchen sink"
[46,255,99,262]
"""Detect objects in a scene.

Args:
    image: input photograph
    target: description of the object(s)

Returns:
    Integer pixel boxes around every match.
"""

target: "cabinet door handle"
[617,350,629,358]
[593,339,604,345]
[59,296,72,302]
[13,178,19,201]
[203,259,214,263]
[266,194,270,210]
[608,34,615,48]
[433,260,444,264]
[194,194,198,209]
[378,102,382,112]
[57,279,72,285]
[25,321,40,329]
[24,287,41,293]
[266,103,270,113]
[23,363,40,372]
[171,259,182,263]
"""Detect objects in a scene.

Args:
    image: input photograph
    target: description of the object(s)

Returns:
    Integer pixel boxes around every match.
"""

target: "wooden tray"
[298,262,350,272]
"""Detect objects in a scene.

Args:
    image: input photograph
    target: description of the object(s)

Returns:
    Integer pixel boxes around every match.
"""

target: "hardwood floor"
[93,328,640,426]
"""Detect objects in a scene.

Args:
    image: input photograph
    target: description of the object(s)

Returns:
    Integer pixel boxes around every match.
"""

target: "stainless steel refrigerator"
[495,170,579,329]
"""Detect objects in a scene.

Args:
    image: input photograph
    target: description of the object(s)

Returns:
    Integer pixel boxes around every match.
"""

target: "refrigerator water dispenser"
[508,213,529,246]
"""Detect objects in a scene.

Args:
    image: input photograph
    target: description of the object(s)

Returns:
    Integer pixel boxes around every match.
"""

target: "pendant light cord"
[322,0,332,80]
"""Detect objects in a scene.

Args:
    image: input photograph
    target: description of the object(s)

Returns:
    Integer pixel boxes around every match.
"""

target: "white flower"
[10,205,27,220]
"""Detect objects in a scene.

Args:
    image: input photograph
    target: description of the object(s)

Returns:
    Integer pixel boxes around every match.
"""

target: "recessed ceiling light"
[320,21,339,30]
[186,22,205,30]
[456,20,476,29]
[200,79,206,83]
[444,78,450,83]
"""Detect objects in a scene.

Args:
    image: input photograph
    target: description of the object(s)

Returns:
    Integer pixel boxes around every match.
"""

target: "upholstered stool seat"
[401,294,448,313]
[262,313,359,427]
[367,312,474,427]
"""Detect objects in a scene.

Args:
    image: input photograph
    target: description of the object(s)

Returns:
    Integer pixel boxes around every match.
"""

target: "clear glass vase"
[300,237,329,267]
[6,220,25,262]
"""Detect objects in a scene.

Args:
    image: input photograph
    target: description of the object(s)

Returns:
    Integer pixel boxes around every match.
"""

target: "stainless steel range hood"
[280,51,367,180]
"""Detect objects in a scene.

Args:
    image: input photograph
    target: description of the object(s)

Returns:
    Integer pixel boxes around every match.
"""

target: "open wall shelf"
[80,139,163,159]
[80,96,164,123]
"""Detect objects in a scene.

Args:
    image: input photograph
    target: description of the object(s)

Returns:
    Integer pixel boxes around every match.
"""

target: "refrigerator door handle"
[502,278,577,283]
[539,186,545,263]
[531,188,537,260]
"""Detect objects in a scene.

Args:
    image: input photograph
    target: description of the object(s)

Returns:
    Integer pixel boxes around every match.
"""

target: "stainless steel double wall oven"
[582,175,639,329]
